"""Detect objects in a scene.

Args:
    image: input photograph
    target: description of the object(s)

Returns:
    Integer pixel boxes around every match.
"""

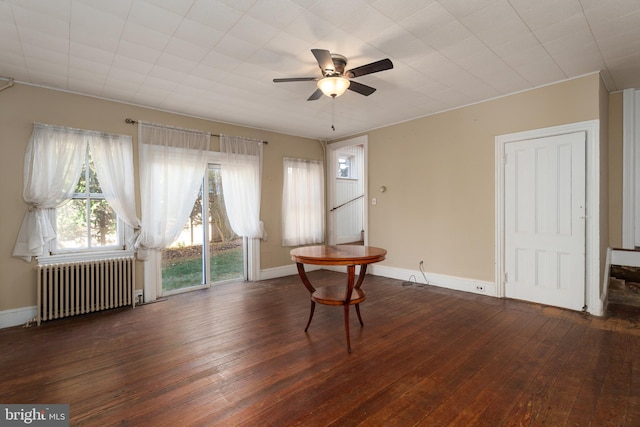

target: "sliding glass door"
[161,164,244,294]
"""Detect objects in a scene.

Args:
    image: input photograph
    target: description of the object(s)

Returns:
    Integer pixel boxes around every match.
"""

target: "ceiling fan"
[273,49,394,101]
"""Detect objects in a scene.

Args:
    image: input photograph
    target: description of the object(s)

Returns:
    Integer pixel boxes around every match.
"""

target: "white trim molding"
[623,88,640,248]
[495,120,602,316]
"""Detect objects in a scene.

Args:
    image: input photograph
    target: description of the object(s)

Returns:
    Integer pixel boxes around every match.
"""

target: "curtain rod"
[125,118,268,144]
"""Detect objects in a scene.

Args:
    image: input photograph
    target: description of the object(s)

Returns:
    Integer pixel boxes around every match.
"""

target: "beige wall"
[0,73,622,315]
[357,74,603,282]
[0,84,321,311]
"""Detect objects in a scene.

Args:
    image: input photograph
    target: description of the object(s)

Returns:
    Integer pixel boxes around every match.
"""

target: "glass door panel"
[208,165,244,282]
[161,164,244,295]
[161,187,205,293]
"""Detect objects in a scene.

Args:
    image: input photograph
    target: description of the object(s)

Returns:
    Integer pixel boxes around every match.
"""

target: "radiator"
[36,256,136,325]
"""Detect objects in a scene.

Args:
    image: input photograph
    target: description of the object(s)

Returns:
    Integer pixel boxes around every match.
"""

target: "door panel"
[504,131,586,310]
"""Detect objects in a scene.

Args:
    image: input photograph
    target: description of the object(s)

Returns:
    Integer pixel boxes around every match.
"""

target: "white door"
[504,131,586,311]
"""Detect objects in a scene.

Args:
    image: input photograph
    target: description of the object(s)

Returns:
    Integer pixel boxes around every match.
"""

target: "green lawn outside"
[162,244,243,291]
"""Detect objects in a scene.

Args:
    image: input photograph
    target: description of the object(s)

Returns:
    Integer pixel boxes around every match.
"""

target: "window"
[13,123,136,262]
[53,147,123,252]
[282,158,324,246]
[338,155,352,178]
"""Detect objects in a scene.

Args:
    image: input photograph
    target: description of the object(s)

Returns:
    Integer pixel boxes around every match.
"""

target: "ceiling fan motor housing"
[327,54,347,76]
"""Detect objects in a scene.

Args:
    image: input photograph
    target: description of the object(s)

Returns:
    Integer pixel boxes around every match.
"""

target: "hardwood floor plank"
[1,270,639,426]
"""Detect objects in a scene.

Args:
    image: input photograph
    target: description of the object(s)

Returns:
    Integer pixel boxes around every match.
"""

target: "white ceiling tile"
[200,50,243,73]
[127,0,183,35]
[581,0,640,23]
[68,47,113,74]
[309,0,370,28]
[532,13,591,44]
[228,15,281,47]
[437,0,501,19]
[508,0,583,31]
[283,10,337,45]
[11,0,71,23]
[174,18,225,50]
[246,0,305,29]
[121,22,171,51]
[154,52,198,74]
[114,40,162,65]
[186,0,243,33]
[144,70,182,90]
[460,1,530,47]
[370,26,433,65]
[163,37,209,62]
[105,67,147,87]
[340,5,396,42]
[543,35,605,76]
[145,0,195,16]
[76,0,134,20]
[215,34,260,62]
[372,0,435,21]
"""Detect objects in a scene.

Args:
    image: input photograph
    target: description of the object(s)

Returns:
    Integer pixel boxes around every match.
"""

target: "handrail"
[330,194,364,212]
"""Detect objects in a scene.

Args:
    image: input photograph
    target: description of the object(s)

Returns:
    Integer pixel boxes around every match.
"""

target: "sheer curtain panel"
[13,124,135,261]
[136,122,211,255]
[282,157,325,246]
[90,134,140,235]
[220,135,266,239]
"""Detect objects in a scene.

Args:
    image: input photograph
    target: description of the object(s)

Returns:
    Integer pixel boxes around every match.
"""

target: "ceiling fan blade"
[273,77,317,83]
[348,80,376,96]
[311,49,335,74]
[346,58,393,78]
[307,88,323,101]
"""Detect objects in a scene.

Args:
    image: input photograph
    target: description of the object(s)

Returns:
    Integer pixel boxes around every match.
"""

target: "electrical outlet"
[135,290,144,305]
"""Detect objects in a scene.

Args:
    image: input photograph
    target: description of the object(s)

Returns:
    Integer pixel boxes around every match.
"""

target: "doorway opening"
[328,136,368,246]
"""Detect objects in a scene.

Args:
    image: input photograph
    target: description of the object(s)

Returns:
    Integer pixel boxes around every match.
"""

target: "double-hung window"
[53,148,123,253]
[13,123,137,262]
[282,157,325,246]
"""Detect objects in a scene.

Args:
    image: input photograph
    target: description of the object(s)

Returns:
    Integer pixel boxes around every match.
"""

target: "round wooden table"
[290,245,387,352]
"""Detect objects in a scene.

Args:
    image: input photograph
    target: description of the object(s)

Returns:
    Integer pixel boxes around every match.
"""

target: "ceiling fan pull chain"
[331,96,336,131]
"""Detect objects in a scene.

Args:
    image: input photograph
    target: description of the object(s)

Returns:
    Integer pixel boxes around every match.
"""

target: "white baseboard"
[369,264,496,297]
[261,263,495,297]
[258,263,321,281]
[0,305,37,329]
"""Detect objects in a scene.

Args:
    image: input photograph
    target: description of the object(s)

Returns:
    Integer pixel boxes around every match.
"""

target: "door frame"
[495,120,602,315]
[327,135,368,246]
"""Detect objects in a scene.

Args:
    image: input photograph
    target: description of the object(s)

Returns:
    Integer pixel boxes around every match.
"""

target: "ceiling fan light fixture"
[317,76,350,97]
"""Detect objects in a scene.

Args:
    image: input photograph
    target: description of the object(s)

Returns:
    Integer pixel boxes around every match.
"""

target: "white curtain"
[220,135,265,239]
[136,122,210,254]
[12,123,135,262]
[90,135,140,235]
[282,157,325,246]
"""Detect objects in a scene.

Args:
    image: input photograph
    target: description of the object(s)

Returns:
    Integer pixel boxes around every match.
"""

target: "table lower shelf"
[311,286,366,306]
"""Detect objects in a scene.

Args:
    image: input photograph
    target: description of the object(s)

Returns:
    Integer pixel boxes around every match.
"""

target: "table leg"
[344,265,357,353]
[304,300,316,332]
[296,262,315,293]
[355,264,368,289]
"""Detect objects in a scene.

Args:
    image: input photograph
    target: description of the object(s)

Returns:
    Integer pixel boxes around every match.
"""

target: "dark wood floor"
[1,270,639,426]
